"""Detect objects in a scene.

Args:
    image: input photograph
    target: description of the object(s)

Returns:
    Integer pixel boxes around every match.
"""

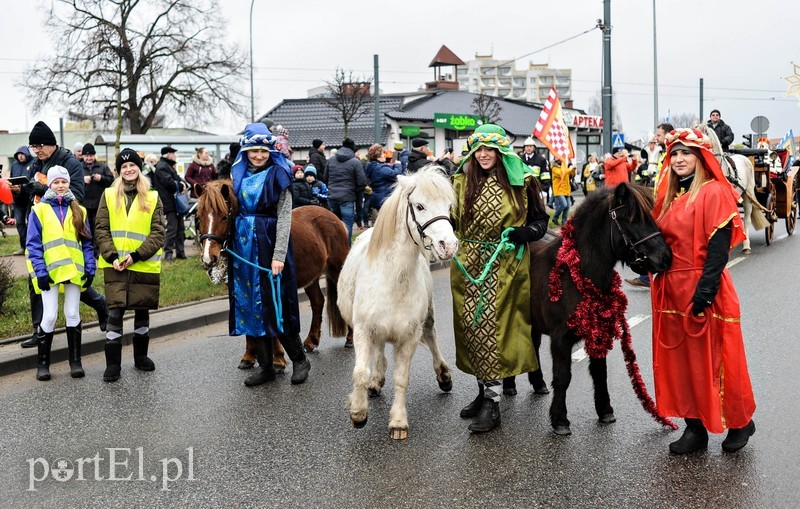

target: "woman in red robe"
[651,128,756,454]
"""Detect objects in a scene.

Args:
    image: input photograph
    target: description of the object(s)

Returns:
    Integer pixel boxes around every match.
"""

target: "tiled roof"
[261,96,405,149]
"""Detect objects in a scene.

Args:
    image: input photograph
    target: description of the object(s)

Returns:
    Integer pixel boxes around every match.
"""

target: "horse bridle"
[609,205,662,266]
[198,201,233,251]
[405,196,450,251]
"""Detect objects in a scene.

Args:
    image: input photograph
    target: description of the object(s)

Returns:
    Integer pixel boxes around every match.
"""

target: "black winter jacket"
[29,147,86,202]
[152,157,183,213]
[326,147,366,202]
[82,161,115,209]
[707,120,734,151]
[308,149,328,183]
[406,150,431,173]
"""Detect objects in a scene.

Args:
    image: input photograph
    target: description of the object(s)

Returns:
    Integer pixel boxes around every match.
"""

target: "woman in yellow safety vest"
[25,165,95,381]
[95,148,165,383]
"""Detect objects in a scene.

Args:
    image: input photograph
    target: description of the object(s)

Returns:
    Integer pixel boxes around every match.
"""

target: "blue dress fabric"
[228,162,300,337]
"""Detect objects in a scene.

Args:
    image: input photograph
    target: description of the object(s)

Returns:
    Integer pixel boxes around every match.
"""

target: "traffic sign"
[612,133,625,148]
[750,116,770,135]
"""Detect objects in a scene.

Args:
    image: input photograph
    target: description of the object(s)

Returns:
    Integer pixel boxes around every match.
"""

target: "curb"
[0,261,451,378]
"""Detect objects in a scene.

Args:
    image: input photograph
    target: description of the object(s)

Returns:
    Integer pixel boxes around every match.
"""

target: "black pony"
[508,182,673,435]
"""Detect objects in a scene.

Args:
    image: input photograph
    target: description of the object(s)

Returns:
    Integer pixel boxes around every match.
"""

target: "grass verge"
[0,257,227,339]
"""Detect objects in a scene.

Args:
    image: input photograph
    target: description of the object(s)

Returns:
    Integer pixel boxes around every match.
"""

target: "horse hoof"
[599,413,617,424]
[390,428,408,440]
[503,387,517,396]
[368,387,381,398]
[533,385,550,395]
[273,366,285,374]
[344,339,354,349]
[552,425,572,436]
[303,344,314,353]
[351,417,368,429]
[742,248,752,255]
[238,360,255,370]
[438,379,453,392]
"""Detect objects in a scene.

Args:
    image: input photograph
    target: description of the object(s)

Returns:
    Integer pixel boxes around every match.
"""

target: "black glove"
[81,273,94,289]
[507,226,537,246]
[37,275,54,292]
[691,295,712,316]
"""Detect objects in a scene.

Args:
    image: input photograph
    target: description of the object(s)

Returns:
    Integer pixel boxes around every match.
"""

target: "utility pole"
[249,0,255,122]
[652,0,659,129]
[601,0,613,155]
[699,78,704,122]
[374,54,380,144]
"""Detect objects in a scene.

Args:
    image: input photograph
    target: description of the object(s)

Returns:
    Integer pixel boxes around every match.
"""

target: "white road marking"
[726,256,745,269]
[571,314,650,363]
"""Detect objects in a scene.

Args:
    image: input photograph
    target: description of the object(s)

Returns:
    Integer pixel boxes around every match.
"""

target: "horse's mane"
[367,165,454,260]
[697,123,724,158]
[198,179,238,217]
[569,183,654,278]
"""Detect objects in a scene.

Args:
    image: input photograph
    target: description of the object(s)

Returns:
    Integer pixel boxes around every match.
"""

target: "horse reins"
[405,196,450,251]
[608,205,662,265]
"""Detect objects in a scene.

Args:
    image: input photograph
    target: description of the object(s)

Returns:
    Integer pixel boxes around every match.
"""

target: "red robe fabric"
[651,180,756,433]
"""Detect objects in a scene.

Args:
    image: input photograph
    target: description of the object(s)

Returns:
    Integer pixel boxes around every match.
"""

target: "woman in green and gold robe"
[451,124,549,433]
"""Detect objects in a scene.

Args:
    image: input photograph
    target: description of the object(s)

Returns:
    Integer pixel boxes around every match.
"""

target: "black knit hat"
[411,138,429,148]
[116,148,143,173]
[312,139,324,149]
[82,143,96,155]
[161,146,177,155]
[29,121,57,146]
[342,138,356,151]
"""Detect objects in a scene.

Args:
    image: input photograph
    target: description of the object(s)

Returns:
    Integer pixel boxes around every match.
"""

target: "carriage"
[728,148,799,245]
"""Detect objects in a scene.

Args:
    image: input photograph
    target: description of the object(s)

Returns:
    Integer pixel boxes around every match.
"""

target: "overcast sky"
[1,0,798,144]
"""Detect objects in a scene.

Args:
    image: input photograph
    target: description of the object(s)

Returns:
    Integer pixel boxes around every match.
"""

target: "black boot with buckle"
[35,329,54,381]
[66,323,85,378]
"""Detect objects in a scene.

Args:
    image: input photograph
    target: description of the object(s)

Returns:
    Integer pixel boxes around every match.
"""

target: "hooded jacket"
[325,147,366,202]
[406,149,431,173]
[10,146,33,207]
[152,156,183,213]
[308,149,328,183]
[82,160,115,209]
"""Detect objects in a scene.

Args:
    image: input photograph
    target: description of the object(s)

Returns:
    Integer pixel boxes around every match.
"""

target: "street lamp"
[249,0,255,122]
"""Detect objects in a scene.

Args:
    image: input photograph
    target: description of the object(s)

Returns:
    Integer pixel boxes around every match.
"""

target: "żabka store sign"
[433,113,485,131]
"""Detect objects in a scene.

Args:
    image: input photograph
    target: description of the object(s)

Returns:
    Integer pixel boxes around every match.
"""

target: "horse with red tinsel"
[510,182,676,436]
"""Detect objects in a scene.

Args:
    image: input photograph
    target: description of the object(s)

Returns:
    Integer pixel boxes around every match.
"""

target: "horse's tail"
[325,266,348,337]
[620,324,678,430]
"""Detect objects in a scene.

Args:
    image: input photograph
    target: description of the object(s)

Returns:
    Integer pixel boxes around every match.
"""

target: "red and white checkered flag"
[533,86,575,163]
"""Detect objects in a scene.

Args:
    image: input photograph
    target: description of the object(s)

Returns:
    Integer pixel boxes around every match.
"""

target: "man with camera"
[603,147,637,188]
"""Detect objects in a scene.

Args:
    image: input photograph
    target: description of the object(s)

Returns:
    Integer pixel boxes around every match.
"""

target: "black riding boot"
[133,333,156,371]
[722,420,756,452]
[669,418,708,454]
[66,323,85,378]
[280,333,311,385]
[460,381,485,419]
[244,337,276,387]
[103,340,123,382]
[468,398,501,433]
[35,329,54,381]
[503,376,517,396]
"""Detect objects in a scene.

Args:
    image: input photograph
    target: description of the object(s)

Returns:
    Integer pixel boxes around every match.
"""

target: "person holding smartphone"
[604,147,637,188]
[9,147,34,254]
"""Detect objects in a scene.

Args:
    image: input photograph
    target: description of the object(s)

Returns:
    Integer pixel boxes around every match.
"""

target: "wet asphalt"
[0,225,798,509]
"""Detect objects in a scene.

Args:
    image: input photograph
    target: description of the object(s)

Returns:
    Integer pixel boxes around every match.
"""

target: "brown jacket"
[95,186,166,309]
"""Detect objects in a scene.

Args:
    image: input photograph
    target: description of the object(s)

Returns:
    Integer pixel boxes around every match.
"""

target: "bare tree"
[587,90,624,132]
[659,112,699,129]
[471,93,503,124]
[323,68,373,139]
[20,0,246,135]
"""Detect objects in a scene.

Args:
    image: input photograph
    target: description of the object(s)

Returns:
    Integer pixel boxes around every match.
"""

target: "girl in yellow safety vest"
[94,148,165,383]
[25,165,95,381]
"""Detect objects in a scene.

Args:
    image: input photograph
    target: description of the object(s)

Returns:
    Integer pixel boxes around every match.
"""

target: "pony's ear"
[612,182,633,213]
[194,183,204,197]
[220,182,229,200]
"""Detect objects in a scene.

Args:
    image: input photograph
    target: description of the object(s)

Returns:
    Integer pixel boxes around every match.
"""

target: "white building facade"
[455,55,572,103]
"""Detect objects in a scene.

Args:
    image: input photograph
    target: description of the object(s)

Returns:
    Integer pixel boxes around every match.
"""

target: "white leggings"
[40,283,82,333]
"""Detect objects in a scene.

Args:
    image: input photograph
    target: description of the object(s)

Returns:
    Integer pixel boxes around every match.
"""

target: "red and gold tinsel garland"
[549,219,677,430]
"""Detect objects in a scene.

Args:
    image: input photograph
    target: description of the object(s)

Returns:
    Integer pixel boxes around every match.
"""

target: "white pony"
[338,165,458,440]
[699,124,760,254]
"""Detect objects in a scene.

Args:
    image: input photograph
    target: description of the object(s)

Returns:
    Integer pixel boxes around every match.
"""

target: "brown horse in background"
[195,180,351,372]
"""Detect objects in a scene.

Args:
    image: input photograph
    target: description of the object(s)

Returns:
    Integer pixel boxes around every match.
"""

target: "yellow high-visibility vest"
[26,202,87,294]
[98,189,162,274]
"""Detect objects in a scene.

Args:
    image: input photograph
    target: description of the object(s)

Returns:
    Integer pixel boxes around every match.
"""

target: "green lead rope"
[453,227,524,325]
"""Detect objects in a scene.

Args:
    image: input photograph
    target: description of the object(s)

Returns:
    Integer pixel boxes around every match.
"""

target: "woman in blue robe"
[228,123,310,386]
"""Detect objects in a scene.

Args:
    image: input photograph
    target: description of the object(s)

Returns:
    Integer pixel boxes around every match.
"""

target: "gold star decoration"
[784,61,800,105]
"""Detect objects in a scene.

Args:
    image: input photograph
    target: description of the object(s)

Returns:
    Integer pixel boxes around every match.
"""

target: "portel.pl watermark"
[27,447,195,492]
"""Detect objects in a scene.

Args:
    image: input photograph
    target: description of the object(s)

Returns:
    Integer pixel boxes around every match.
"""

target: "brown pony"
[195,180,351,371]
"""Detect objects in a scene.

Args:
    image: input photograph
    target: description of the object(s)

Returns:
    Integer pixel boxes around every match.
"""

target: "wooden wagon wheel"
[765,193,775,245]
